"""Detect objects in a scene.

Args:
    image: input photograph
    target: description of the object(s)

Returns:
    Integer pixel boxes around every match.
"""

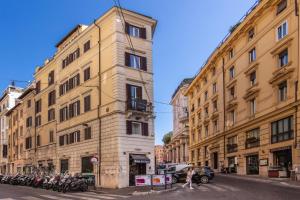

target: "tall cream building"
[187,0,300,178]
[0,85,23,174]
[165,79,193,163]
[4,7,157,188]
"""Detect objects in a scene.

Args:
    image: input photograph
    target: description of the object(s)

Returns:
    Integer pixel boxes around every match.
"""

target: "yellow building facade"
[187,0,300,178]
[5,7,157,189]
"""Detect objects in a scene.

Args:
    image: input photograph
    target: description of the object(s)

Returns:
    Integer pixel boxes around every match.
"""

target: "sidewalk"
[217,173,300,188]
[90,184,179,196]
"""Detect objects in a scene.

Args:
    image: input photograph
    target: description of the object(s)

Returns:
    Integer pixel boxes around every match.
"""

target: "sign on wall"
[152,175,165,186]
[259,159,268,166]
[135,175,152,186]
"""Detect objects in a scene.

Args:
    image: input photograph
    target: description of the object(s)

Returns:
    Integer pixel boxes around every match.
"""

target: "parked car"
[172,167,213,184]
[167,164,193,174]
[203,166,215,179]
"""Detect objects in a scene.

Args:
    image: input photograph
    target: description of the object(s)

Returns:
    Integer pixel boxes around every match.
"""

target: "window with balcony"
[277,0,287,15]
[125,53,147,71]
[278,49,288,67]
[246,128,260,149]
[271,116,293,144]
[249,48,256,63]
[126,84,147,112]
[250,71,256,86]
[277,21,288,40]
[227,136,238,153]
[229,66,235,80]
[278,81,287,102]
[125,23,146,39]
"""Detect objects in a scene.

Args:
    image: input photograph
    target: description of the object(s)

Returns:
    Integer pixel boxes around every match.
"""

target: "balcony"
[227,144,238,153]
[127,98,149,113]
[245,137,260,149]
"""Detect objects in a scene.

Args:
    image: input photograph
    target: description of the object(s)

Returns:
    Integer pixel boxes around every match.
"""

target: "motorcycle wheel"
[63,185,70,193]
[81,183,88,192]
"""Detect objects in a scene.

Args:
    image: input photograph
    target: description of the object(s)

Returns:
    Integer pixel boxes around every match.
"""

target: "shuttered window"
[84,40,91,53]
[125,52,147,71]
[84,67,91,81]
[126,121,149,136]
[84,95,91,112]
[125,22,146,39]
[48,90,56,106]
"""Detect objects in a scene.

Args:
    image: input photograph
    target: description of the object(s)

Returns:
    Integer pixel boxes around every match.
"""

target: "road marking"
[74,192,116,199]
[217,184,240,191]
[197,186,209,191]
[59,194,99,200]
[21,197,43,200]
[202,184,226,192]
[40,194,72,200]
[85,192,129,198]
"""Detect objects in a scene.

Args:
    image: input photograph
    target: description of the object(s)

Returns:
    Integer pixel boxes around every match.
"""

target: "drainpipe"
[295,0,299,149]
[93,20,102,187]
[222,57,226,164]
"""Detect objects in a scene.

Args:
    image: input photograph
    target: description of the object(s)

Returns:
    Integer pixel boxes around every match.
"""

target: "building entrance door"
[246,154,259,175]
[273,148,292,177]
[213,152,218,170]
[129,154,149,186]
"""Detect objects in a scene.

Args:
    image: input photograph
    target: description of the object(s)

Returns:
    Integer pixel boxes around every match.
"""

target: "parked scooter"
[62,174,88,193]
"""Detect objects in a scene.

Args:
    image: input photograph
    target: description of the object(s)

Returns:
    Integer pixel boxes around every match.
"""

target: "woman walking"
[182,167,194,189]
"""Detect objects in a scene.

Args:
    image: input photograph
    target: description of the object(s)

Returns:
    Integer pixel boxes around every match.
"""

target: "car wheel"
[172,177,178,184]
[200,176,209,184]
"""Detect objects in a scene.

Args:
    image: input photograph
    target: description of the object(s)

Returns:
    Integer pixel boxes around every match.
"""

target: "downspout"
[295,0,299,149]
[93,20,102,187]
[222,57,226,164]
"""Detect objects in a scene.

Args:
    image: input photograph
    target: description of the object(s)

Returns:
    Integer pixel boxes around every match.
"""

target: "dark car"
[203,166,215,179]
[172,167,213,184]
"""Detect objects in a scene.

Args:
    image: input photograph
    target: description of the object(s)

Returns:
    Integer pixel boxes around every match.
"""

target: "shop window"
[82,156,93,173]
[271,116,294,144]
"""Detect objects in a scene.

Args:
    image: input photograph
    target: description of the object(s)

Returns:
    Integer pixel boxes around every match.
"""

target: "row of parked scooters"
[0,171,89,193]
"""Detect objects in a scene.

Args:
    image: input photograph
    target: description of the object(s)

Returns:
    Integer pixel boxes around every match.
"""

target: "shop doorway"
[129,154,149,186]
[213,152,218,170]
[60,159,69,174]
[246,154,259,175]
[228,157,237,173]
[273,148,292,177]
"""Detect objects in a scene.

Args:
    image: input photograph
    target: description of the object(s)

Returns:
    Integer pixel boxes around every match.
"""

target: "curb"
[217,173,300,188]
[132,187,179,196]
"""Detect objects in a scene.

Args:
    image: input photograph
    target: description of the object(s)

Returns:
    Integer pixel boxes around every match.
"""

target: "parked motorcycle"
[62,174,88,193]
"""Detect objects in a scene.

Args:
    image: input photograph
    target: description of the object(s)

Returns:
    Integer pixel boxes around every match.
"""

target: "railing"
[227,144,238,153]
[127,98,148,112]
[245,137,260,149]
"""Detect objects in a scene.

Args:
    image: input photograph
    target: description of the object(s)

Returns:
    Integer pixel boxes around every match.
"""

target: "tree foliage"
[162,131,173,145]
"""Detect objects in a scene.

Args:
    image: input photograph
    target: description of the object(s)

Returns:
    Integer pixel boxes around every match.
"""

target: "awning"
[130,154,150,164]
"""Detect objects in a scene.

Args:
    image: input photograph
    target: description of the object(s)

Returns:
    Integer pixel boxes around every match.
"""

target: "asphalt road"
[0,175,300,200]
[130,175,300,200]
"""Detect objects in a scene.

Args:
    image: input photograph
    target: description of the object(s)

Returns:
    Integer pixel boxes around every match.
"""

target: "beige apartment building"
[0,85,23,174]
[154,145,164,164]
[6,86,35,174]
[28,7,157,188]
[186,0,300,178]
[165,79,193,163]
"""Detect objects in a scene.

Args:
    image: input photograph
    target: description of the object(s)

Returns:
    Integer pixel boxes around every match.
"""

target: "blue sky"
[0,0,257,145]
